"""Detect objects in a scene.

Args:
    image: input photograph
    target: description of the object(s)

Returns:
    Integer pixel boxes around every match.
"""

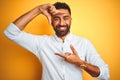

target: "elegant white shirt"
[4,23,109,80]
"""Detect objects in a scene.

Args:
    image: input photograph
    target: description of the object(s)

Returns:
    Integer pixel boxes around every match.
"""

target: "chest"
[39,39,87,61]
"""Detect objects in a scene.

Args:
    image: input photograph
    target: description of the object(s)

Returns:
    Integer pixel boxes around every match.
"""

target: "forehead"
[52,9,71,17]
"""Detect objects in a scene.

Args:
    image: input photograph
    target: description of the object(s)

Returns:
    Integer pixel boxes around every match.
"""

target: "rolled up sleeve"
[4,23,46,56]
[86,40,110,80]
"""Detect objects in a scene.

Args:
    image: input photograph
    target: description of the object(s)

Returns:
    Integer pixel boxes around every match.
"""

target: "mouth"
[58,26,67,31]
[54,25,70,37]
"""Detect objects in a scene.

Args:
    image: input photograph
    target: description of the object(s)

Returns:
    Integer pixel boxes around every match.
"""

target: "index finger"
[55,53,66,58]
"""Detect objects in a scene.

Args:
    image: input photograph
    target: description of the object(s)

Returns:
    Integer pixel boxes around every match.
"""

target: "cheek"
[68,20,72,25]
[52,21,59,27]
[51,22,57,29]
[66,21,71,26]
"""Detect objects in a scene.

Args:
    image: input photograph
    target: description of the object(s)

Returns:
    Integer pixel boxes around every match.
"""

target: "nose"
[60,18,65,26]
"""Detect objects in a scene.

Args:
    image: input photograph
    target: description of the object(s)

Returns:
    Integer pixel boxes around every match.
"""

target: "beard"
[53,24,70,37]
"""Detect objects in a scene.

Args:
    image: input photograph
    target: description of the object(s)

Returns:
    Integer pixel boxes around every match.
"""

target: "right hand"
[38,4,61,24]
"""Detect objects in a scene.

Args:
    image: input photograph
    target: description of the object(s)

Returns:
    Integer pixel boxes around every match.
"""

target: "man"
[4,2,109,80]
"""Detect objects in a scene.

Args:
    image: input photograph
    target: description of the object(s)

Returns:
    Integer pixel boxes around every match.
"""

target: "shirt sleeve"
[4,23,46,56]
[85,40,110,80]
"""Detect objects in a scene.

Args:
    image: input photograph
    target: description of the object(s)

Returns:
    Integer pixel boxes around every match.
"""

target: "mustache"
[56,25,68,28]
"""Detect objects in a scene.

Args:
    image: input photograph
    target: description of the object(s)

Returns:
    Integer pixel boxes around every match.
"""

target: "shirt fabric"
[4,23,109,80]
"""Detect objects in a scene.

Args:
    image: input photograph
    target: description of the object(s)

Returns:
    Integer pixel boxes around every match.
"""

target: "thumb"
[45,13,51,24]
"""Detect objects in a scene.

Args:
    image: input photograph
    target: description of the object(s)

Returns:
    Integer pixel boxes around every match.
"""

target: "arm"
[13,4,54,30]
[13,7,40,30]
[85,40,109,79]
[55,44,109,79]
[4,4,59,55]
[55,45,100,77]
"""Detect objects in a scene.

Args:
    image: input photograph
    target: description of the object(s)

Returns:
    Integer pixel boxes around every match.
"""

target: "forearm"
[13,6,41,30]
[77,61,100,77]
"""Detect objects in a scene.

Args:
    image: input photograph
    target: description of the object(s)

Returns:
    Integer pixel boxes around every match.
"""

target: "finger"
[45,13,51,24]
[49,5,63,15]
[70,45,77,55]
[47,5,53,24]
[40,4,52,24]
[65,53,71,60]
[49,10,56,14]
[52,10,63,15]
[55,53,66,58]
[49,5,55,11]
[45,3,51,9]
[49,6,57,14]
[47,16,51,24]
[50,10,62,15]
[65,52,71,56]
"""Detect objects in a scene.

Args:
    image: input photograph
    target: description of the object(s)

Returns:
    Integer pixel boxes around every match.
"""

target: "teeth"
[59,27,66,30]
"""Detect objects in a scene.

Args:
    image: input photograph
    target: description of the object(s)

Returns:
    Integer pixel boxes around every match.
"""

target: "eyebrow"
[63,15,70,18]
[53,16,60,19]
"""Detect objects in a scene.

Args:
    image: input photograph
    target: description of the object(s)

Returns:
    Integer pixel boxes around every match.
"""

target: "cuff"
[95,65,110,80]
[4,23,22,37]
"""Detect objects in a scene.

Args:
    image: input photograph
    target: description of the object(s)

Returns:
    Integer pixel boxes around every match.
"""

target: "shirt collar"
[53,33,72,43]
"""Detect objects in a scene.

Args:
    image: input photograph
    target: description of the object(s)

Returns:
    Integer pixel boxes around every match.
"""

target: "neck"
[57,32,70,42]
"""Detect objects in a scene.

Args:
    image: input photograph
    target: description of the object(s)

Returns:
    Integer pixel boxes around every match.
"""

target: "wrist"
[77,60,87,69]
[35,6,42,14]
[80,62,87,69]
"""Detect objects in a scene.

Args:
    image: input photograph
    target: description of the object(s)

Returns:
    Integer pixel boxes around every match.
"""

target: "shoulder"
[34,34,51,41]
[70,34,94,48]
[71,34,95,50]
[71,34,90,43]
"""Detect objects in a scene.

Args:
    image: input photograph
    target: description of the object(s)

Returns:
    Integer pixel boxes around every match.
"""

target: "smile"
[58,26,67,30]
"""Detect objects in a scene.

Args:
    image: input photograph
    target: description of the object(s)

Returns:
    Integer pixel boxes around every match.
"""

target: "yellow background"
[0,0,120,80]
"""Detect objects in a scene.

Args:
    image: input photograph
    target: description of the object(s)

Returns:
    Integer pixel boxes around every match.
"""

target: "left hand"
[38,4,62,24]
[55,45,83,65]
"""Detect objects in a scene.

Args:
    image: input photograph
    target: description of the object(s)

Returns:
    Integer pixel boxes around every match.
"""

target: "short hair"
[53,2,71,15]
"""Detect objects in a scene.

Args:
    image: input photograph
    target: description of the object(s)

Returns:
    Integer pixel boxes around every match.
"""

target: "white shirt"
[4,23,109,80]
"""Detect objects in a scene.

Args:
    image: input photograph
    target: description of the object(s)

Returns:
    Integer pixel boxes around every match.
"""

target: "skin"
[51,9,71,40]
[13,3,100,77]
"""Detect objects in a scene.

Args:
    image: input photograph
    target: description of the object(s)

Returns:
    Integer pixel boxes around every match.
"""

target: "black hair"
[53,2,71,15]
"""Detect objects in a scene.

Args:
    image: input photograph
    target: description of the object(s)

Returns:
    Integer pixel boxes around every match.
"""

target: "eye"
[53,16,60,21]
[64,16,70,20]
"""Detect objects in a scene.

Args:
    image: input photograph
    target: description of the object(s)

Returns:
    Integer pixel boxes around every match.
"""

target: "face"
[51,9,72,37]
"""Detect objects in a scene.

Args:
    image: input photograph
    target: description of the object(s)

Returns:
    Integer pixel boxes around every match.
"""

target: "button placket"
[61,42,66,80]
[61,41,71,80]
